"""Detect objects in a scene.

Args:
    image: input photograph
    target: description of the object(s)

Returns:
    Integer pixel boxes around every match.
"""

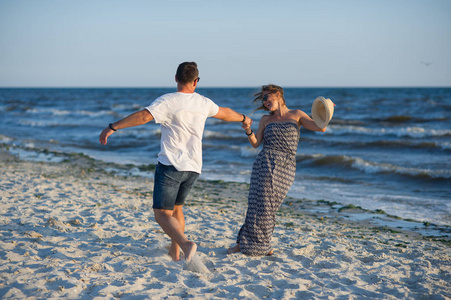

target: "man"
[99,62,252,262]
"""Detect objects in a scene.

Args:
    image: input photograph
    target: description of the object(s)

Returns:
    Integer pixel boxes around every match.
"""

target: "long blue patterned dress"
[237,122,300,256]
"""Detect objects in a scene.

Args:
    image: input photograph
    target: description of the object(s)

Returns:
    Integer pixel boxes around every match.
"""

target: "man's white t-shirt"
[145,92,219,174]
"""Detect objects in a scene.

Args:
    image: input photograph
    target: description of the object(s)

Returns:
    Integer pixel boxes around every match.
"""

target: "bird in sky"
[421,61,433,66]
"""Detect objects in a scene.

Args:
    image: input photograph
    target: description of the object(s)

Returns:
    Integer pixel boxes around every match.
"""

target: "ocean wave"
[350,157,449,179]
[0,135,14,143]
[327,125,451,138]
[297,153,451,179]
[111,103,144,110]
[376,115,447,123]
[240,146,259,158]
[17,120,80,127]
[440,142,451,150]
[26,107,114,117]
[118,127,161,139]
[203,130,233,139]
[203,130,246,141]
[381,115,414,122]
[325,139,451,151]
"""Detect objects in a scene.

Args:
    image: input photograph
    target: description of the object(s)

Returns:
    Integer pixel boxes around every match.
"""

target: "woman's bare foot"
[227,244,241,254]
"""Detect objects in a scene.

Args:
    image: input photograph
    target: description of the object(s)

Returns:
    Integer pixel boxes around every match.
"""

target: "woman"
[228,84,332,256]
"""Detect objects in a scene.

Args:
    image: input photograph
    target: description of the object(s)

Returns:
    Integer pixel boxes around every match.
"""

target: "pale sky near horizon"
[1,0,450,88]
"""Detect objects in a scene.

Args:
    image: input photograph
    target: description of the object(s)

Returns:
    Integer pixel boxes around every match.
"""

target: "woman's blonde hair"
[253,84,286,113]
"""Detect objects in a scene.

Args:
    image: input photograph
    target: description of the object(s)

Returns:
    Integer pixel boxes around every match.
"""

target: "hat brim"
[311,96,334,129]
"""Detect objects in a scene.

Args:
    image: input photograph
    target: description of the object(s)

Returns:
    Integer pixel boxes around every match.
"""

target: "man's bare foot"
[227,244,241,254]
[169,241,181,261]
[267,250,274,256]
[182,241,197,262]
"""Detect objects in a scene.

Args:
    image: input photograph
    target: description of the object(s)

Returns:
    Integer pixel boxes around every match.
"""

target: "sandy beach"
[0,149,450,299]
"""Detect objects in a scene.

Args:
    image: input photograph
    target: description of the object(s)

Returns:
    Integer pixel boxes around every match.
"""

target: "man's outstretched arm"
[212,107,252,127]
[99,109,154,145]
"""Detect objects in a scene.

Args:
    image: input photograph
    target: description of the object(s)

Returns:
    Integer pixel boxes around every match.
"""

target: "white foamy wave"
[295,153,325,161]
[327,125,450,138]
[76,109,113,117]
[289,180,451,227]
[8,148,67,163]
[125,167,155,179]
[27,107,113,117]
[440,142,451,150]
[199,171,250,184]
[0,135,14,143]
[27,107,70,116]
[121,127,161,138]
[203,130,232,139]
[240,146,259,158]
[111,103,143,110]
[306,154,451,179]
[18,120,61,127]
[154,128,161,134]
[351,157,451,179]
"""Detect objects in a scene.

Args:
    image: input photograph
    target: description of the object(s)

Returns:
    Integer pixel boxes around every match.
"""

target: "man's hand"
[99,110,154,146]
[99,127,114,145]
[242,115,253,128]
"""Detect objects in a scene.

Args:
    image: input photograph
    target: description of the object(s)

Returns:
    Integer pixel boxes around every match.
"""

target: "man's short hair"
[176,62,199,84]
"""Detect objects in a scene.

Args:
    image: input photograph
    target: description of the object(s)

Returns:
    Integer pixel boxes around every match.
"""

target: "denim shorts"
[152,162,199,210]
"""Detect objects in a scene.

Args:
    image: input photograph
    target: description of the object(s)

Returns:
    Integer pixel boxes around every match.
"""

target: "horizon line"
[1,85,450,89]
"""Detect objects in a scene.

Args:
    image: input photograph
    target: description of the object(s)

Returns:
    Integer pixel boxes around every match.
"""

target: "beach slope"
[0,150,449,299]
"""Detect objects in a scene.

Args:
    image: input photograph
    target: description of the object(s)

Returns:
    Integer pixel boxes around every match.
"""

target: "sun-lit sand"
[0,149,450,299]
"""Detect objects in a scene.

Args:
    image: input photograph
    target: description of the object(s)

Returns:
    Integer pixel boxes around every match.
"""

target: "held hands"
[242,115,253,136]
[242,122,251,130]
[242,115,252,129]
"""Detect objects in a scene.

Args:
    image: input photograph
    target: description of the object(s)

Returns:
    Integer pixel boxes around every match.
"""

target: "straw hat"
[311,96,334,128]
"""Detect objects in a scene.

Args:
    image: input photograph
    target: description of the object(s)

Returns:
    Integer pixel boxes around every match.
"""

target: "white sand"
[0,150,450,299]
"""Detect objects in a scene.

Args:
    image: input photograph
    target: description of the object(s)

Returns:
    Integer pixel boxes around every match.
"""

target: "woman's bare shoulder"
[260,114,272,122]
[287,109,307,120]
[258,114,272,128]
[290,109,305,114]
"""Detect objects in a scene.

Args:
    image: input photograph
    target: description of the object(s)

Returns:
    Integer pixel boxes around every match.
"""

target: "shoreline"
[2,140,450,229]
[0,143,451,239]
[1,149,450,299]
[3,144,450,238]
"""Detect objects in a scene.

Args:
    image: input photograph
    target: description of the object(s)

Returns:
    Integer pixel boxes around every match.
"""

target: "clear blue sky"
[1,0,450,87]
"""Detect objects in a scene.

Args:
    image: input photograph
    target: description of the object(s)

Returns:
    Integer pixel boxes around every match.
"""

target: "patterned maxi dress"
[237,122,300,256]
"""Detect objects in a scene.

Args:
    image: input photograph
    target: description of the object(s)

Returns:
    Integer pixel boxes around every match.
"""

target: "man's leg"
[169,205,185,261]
[153,208,197,261]
[152,163,199,261]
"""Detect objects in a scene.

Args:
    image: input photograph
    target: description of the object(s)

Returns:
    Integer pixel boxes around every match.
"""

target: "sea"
[1,87,450,227]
